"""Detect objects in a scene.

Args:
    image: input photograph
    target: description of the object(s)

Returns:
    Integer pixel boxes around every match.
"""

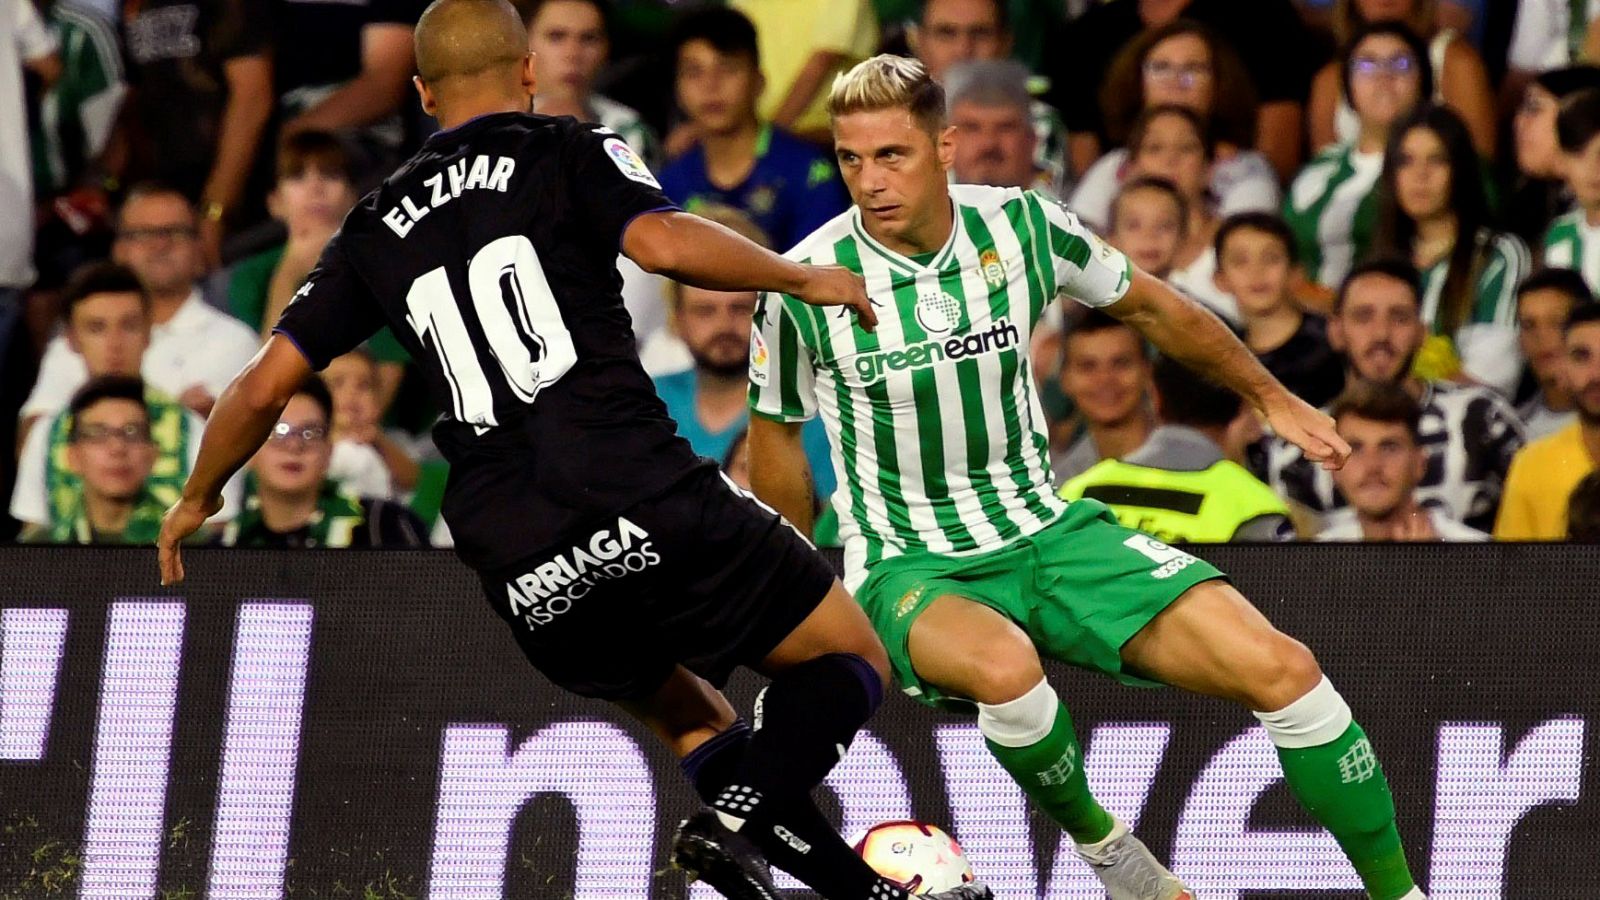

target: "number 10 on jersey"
[404,235,576,428]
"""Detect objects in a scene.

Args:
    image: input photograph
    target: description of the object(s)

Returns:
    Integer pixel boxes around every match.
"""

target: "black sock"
[679,655,907,900]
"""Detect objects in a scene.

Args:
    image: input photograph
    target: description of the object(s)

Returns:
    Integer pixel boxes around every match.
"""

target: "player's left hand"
[158,495,222,586]
[1263,391,1350,471]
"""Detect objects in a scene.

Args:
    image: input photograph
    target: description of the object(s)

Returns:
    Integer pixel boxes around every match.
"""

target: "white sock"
[1074,816,1128,860]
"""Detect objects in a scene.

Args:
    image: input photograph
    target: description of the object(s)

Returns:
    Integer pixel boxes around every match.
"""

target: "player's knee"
[962,633,1045,706]
[1242,634,1324,712]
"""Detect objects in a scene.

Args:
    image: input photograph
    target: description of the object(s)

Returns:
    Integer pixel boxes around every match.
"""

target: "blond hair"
[827,54,946,134]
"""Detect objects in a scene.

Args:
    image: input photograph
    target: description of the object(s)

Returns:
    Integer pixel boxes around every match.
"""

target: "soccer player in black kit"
[155,1,990,899]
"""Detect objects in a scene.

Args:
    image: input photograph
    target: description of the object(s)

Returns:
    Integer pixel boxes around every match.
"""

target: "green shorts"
[856,499,1225,709]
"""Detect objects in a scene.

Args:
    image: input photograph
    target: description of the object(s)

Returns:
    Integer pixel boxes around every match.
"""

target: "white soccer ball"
[850,820,976,895]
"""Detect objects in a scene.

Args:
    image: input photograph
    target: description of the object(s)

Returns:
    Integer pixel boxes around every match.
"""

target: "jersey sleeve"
[748,293,818,422]
[272,234,388,371]
[1029,190,1132,308]
[563,121,680,252]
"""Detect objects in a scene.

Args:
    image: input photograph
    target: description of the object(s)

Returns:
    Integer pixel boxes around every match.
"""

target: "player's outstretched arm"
[1106,269,1351,471]
[621,210,877,331]
[157,336,312,585]
[747,416,818,536]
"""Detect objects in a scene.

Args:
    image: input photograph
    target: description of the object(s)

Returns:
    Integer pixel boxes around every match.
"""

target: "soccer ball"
[850,820,975,894]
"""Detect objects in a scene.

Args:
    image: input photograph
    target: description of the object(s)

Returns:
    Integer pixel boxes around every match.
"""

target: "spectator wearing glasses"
[908,0,1069,194]
[224,375,428,548]
[1048,0,1317,182]
[1370,104,1530,397]
[527,0,659,166]
[1308,0,1495,158]
[1318,382,1487,541]
[945,59,1055,194]
[1070,21,1279,236]
[21,375,178,545]
[1266,259,1527,532]
[1286,22,1431,294]
[1495,304,1600,539]
[12,262,241,535]
[21,183,261,434]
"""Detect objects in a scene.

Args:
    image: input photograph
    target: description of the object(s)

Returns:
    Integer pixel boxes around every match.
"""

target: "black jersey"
[274,112,700,570]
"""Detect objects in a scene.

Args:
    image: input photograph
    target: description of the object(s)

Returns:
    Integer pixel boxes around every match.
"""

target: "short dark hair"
[920,0,1007,30]
[1558,87,1600,153]
[61,261,149,324]
[118,180,194,218]
[1567,301,1600,335]
[1334,257,1421,315]
[1109,175,1188,235]
[1517,267,1594,309]
[1062,309,1143,361]
[67,375,148,440]
[277,129,355,184]
[1151,354,1239,428]
[1329,381,1422,442]
[294,374,336,423]
[1568,472,1600,541]
[671,6,759,68]
[1214,211,1298,264]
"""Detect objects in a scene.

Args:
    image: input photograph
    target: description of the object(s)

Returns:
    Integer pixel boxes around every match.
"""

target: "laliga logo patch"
[603,138,661,188]
[749,329,771,387]
[915,291,964,336]
[979,248,1007,289]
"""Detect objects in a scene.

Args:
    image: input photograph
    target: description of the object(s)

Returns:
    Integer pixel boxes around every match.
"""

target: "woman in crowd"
[1068,20,1278,233]
[1371,104,1530,396]
[1121,105,1239,324]
[1506,66,1600,247]
[1307,0,1494,157]
[1286,21,1431,295]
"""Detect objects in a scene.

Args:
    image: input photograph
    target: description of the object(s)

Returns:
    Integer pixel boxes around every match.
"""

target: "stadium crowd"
[3,0,1599,547]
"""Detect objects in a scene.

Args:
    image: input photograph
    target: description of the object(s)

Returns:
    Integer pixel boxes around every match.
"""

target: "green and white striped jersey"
[1283,144,1383,288]
[1418,229,1529,333]
[749,184,1133,589]
[1541,208,1600,294]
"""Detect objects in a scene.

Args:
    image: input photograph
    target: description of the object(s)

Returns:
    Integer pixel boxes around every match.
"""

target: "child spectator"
[323,349,420,498]
[660,7,850,253]
[1106,176,1186,281]
[1213,212,1346,407]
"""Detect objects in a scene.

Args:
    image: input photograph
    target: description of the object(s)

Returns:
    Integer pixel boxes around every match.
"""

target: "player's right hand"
[793,265,878,332]
[158,494,222,586]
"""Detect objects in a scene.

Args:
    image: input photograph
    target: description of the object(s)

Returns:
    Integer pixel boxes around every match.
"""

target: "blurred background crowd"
[3,0,1599,548]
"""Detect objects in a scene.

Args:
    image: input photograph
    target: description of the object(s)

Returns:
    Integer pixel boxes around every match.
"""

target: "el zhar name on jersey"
[504,517,661,629]
[382,155,518,239]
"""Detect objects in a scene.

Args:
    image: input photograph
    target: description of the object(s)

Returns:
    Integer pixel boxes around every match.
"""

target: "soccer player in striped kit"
[749,55,1427,900]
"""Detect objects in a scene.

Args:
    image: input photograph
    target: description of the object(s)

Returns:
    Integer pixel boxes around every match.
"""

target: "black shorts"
[477,463,837,700]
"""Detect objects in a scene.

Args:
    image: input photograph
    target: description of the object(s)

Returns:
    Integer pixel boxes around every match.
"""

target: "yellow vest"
[1059,458,1289,543]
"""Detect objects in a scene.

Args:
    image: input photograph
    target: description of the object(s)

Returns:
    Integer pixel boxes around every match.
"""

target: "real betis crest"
[915,290,966,336]
[979,248,1007,289]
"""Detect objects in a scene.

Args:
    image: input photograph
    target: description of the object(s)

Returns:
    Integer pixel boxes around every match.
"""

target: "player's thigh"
[756,579,890,683]
[1119,579,1323,711]
[906,594,1045,706]
[615,665,740,759]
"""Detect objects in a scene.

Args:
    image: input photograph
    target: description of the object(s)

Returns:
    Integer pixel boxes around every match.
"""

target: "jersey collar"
[848,195,962,278]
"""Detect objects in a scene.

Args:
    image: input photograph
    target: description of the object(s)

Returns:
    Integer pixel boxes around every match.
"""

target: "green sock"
[1275,720,1416,900]
[983,701,1115,845]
